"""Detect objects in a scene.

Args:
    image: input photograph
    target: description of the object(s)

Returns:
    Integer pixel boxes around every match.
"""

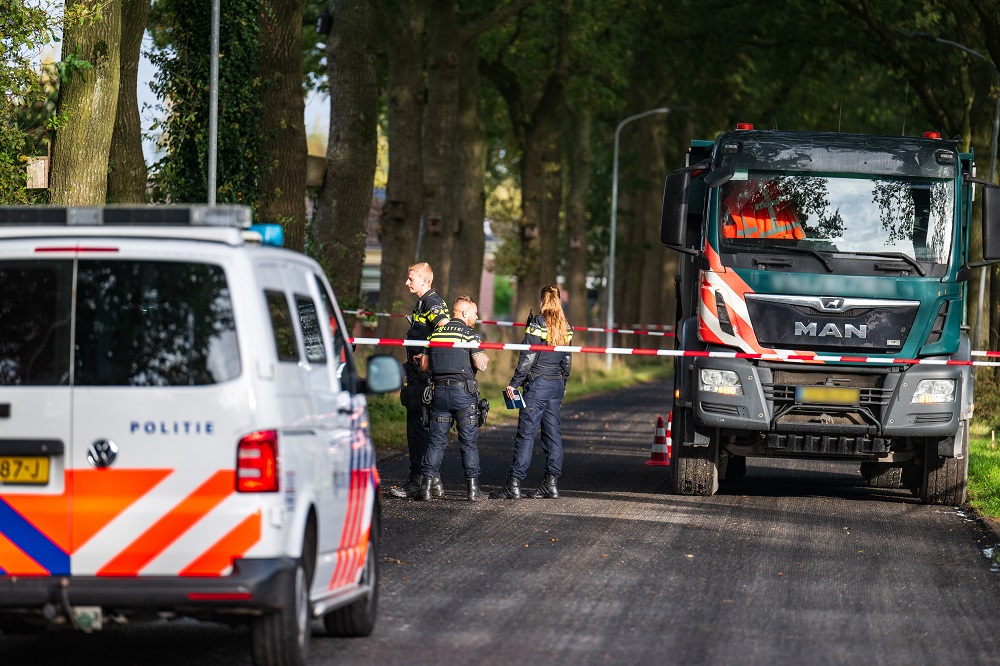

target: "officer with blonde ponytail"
[491,285,572,500]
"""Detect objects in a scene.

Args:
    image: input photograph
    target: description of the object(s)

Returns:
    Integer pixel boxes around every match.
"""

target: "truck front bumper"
[688,356,965,443]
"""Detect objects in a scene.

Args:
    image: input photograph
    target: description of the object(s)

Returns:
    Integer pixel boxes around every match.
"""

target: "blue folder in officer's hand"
[503,388,526,409]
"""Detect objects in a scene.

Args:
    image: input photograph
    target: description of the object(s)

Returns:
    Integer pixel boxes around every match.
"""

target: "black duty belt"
[434,378,468,387]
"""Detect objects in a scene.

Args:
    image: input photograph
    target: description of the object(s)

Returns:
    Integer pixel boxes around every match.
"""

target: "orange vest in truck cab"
[722,180,805,240]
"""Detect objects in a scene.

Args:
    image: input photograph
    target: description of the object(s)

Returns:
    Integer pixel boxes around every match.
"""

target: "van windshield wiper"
[839,251,926,276]
[728,242,835,273]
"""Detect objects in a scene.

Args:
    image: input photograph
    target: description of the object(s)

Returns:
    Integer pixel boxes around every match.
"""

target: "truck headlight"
[911,379,955,404]
[700,369,743,396]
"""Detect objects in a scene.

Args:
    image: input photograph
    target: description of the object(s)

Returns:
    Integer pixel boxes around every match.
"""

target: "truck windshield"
[717,172,954,264]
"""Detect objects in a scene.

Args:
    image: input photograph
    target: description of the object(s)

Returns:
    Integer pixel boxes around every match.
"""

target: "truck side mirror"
[984,185,1000,261]
[661,171,690,248]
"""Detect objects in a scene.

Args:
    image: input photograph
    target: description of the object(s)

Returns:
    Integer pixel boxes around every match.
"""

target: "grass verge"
[969,424,1000,519]
[368,359,674,457]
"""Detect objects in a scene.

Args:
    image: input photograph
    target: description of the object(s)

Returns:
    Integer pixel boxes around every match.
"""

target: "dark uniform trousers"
[509,376,564,481]
[421,385,481,480]
[404,371,431,478]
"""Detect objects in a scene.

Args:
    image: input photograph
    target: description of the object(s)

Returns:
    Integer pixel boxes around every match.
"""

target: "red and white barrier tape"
[342,309,674,336]
[349,336,1000,366]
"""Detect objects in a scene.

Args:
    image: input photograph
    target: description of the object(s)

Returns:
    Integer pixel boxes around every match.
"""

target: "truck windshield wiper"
[839,251,926,277]
[733,243,833,273]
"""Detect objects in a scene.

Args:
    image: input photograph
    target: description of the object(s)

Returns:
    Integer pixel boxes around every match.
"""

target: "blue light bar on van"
[0,205,253,228]
[248,223,284,247]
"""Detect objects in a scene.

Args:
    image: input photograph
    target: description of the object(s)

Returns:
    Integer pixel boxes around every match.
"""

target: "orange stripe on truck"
[179,511,262,576]
[97,470,235,576]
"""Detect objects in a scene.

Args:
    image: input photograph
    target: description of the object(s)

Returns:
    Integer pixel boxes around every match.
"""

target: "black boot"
[387,472,420,498]
[489,475,521,499]
[467,478,484,502]
[530,474,559,499]
[431,475,445,498]
[414,476,434,501]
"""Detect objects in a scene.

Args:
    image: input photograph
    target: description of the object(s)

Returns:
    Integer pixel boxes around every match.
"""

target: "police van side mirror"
[661,171,690,249]
[364,354,404,394]
[983,185,1000,262]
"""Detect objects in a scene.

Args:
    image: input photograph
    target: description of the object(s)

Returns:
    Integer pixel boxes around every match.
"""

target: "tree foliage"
[147,0,267,206]
[0,0,55,204]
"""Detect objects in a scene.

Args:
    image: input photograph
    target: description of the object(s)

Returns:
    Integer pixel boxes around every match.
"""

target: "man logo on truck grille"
[88,439,118,468]
[820,297,844,311]
[794,321,868,339]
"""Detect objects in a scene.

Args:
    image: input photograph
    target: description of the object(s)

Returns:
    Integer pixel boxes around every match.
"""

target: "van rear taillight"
[237,430,279,492]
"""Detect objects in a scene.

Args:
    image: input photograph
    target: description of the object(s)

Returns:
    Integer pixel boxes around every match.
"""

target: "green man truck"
[660,124,1000,504]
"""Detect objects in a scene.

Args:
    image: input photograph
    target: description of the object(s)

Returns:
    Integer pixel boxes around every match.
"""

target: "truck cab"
[661,126,1000,504]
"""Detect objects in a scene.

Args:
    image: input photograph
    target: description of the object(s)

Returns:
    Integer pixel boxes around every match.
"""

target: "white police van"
[0,205,402,666]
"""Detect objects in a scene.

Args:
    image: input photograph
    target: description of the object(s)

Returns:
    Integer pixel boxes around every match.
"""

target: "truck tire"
[919,422,969,505]
[251,527,316,666]
[860,462,903,489]
[672,416,719,496]
[722,454,747,483]
[323,512,380,637]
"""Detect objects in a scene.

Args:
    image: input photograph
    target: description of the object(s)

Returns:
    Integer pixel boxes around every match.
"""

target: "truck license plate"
[0,456,49,485]
[795,386,860,405]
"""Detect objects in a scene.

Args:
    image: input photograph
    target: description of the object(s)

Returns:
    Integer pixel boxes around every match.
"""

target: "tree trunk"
[106,0,148,204]
[517,130,545,319]
[258,0,307,251]
[50,0,123,205]
[617,184,642,333]
[449,37,486,304]
[314,0,378,307]
[565,108,591,330]
[539,119,562,290]
[637,116,669,347]
[419,0,460,288]
[377,0,425,340]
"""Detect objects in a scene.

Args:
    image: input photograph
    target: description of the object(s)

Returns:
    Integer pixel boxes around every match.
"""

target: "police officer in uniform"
[491,285,572,500]
[387,262,450,499]
[416,296,489,502]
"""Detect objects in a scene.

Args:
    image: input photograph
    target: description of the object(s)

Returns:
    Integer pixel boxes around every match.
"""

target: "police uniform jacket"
[428,319,482,384]
[509,314,572,389]
[406,289,449,370]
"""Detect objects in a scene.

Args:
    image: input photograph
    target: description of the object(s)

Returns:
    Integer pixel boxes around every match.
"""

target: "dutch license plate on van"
[795,386,860,405]
[0,456,49,484]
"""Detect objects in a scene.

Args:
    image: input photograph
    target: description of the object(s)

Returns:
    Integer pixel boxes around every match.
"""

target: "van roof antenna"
[760,83,778,130]
[901,82,909,136]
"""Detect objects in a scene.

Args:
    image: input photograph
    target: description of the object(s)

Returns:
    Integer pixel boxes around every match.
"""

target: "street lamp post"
[207,0,221,205]
[898,31,1000,349]
[606,107,672,370]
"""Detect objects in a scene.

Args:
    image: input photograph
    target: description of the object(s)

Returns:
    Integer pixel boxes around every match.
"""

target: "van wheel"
[323,513,380,637]
[251,533,315,666]
[920,423,969,505]
[673,416,719,496]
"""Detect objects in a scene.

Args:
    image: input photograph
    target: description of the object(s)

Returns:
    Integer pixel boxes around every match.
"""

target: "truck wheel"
[323,512,380,637]
[860,462,903,489]
[722,454,746,483]
[919,422,969,505]
[673,418,719,496]
[251,529,315,666]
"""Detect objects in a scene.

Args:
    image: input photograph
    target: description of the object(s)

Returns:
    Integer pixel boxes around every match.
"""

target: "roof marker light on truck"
[924,131,942,139]
[735,123,754,130]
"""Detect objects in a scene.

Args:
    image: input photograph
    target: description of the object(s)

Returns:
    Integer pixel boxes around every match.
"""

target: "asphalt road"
[3,379,1000,665]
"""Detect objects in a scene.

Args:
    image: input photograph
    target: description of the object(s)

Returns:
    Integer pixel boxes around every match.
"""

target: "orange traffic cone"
[645,412,671,466]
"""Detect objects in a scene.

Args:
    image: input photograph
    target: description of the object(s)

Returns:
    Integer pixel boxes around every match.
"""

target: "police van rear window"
[0,259,240,386]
